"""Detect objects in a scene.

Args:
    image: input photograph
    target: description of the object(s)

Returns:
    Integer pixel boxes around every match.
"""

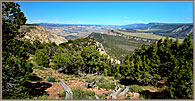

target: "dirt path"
[45,82,64,99]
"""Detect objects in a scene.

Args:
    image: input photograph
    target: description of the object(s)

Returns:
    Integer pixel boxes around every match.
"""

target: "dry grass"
[141,85,167,92]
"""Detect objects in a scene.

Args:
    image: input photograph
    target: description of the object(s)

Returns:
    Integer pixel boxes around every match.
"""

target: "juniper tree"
[2,2,34,99]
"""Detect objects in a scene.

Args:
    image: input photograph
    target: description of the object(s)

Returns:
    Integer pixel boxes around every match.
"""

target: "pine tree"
[167,35,193,99]
[2,2,34,99]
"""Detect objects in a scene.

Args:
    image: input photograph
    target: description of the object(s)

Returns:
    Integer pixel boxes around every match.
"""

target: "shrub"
[128,85,143,92]
[98,76,107,83]
[86,77,95,83]
[47,77,56,82]
[32,66,45,70]
[32,94,50,99]
[58,87,103,99]
[34,48,49,67]
[97,81,115,90]
[72,87,96,99]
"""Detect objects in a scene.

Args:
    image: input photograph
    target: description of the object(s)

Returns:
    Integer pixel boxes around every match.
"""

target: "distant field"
[135,29,162,32]
[114,30,183,42]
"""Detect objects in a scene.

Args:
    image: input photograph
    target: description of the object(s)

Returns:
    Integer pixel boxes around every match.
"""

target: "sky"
[18,2,193,25]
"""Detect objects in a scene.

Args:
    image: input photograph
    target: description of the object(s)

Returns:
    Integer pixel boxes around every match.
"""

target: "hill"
[19,24,67,45]
[89,32,149,60]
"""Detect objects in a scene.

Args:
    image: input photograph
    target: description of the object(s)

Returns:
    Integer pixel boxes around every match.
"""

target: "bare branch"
[95,95,100,99]
[89,96,93,99]
[60,80,73,99]
[111,87,123,99]
[118,86,129,97]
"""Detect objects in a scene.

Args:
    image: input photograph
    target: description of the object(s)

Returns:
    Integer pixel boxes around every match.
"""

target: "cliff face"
[19,24,67,45]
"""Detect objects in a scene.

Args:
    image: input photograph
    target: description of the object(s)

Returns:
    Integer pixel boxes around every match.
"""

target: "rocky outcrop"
[19,24,67,45]
[96,41,121,64]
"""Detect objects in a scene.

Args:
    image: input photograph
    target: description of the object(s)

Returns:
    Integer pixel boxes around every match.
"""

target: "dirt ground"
[31,67,158,99]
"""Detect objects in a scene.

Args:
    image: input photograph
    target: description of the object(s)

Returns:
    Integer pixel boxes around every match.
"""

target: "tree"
[119,35,193,98]
[52,47,71,70]
[2,2,27,42]
[2,2,34,99]
[167,35,193,99]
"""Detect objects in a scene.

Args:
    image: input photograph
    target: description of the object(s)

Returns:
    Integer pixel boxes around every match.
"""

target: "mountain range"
[29,22,193,40]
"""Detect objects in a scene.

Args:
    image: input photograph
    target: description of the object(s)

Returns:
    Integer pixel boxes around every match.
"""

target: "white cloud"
[63,20,85,24]
[27,19,87,24]
[123,16,128,19]
[185,18,192,20]
[27,19,48,23]
[27,19,69,24]
[124,20,144,24]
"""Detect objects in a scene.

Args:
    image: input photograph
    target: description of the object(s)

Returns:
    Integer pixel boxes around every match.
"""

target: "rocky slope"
[19,24,67,45]
[95,41,120,64]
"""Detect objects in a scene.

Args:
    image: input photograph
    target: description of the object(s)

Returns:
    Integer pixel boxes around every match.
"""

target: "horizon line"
[27,22,193,26]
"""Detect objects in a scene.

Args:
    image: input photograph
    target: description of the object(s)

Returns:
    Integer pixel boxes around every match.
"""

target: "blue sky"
[18,2,193,25]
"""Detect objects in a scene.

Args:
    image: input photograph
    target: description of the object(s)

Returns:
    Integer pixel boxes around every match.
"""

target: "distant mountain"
[121,22,193,39]
[35,23,121,27]
[121,22,193,30]
[36,23,100,27]
[19,24,67,45]
[120,23,147,29]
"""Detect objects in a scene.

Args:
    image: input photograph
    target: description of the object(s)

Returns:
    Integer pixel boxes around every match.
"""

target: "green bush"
[98,77,107,83]
[47,77,56,82]
[72,87,95,99]
[32,94,50,99]
[128,85,143,92]
[34,48,50,67]
[86,77,95,83]
[97,81,115,90]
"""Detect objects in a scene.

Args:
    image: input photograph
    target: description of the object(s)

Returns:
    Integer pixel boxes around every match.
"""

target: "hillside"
[19,24,68,45]
[121,23,193,39]
[89,32,149,60]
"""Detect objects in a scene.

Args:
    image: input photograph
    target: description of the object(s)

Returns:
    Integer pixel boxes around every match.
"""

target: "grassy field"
[114,30,183,42]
